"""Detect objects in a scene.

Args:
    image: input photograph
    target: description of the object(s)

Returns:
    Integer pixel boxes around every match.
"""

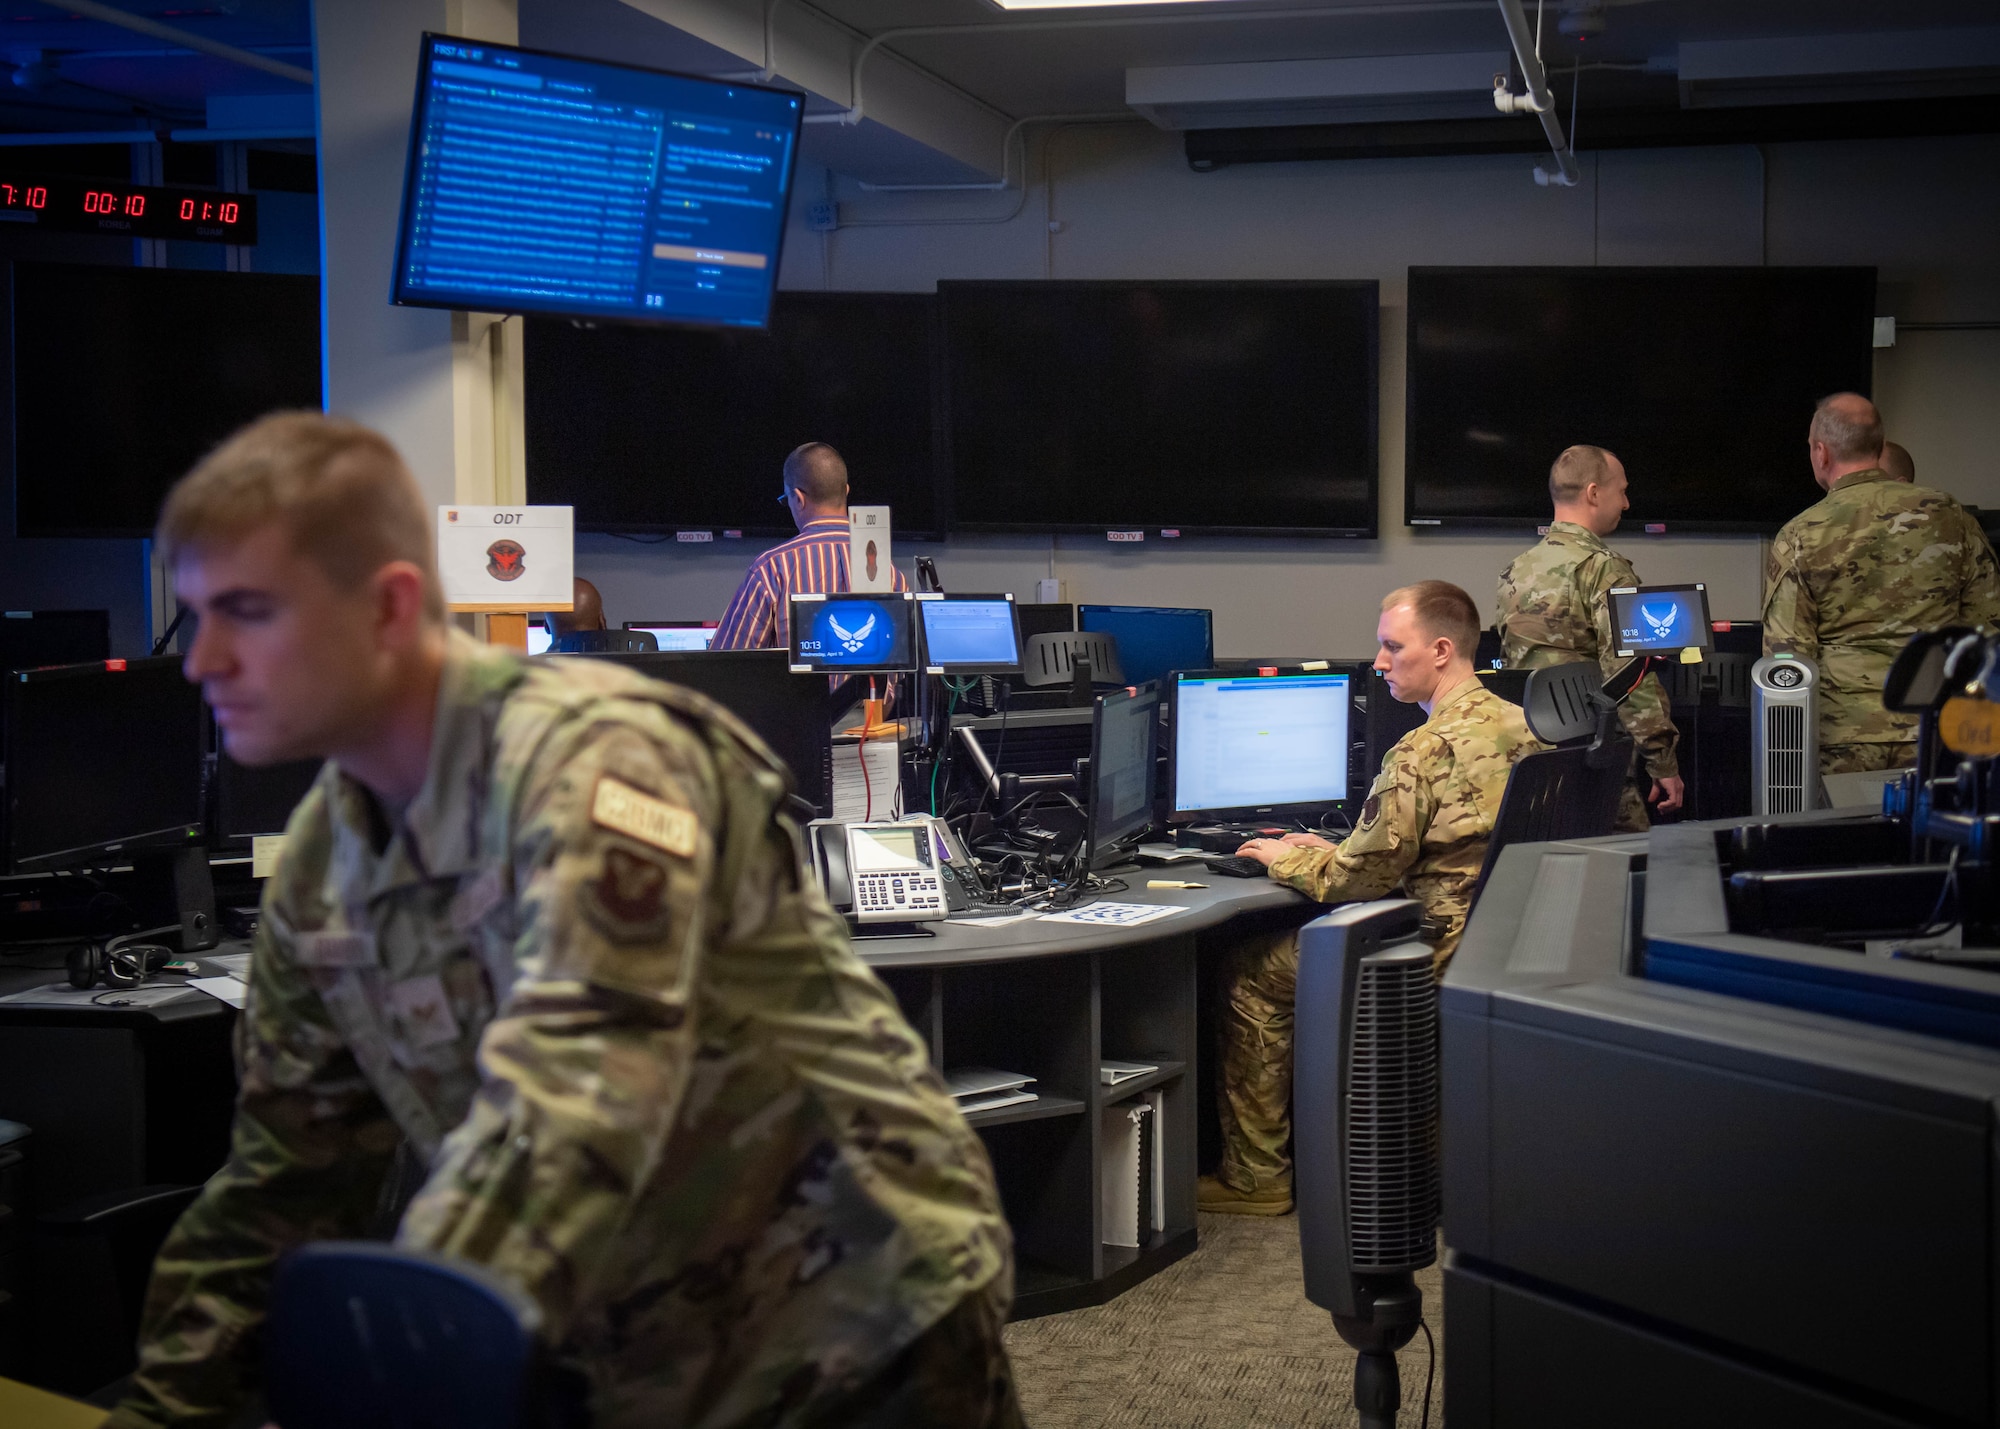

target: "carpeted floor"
[1004,1214,1443,1428]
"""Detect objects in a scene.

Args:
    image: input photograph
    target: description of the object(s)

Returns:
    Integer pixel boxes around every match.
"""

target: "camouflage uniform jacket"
[1496,520,1680,781]
[1764,469,2000,747]
[112,631,1011,1429]
[1266,677,1542,968]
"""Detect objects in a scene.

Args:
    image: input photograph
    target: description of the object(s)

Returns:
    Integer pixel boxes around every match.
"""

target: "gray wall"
[576,125,2000,661]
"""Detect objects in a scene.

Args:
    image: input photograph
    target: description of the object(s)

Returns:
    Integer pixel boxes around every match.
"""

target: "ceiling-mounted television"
[524,292,940,537]
[12,263,322,538]
[1404,266,1876,534]
[939,280,1378,537]
[393,33,803,329]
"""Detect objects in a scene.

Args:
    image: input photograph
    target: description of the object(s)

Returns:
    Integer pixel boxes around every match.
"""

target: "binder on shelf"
[1101,1059,1159,1086]
[1101,1100,1152,1249]
[946,1067,1036,1099]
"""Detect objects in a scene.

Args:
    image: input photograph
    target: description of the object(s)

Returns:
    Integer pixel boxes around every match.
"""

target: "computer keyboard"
[1203,855,1270,879]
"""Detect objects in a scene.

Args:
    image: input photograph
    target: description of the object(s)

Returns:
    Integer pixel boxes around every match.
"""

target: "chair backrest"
[265,1242,547,1429]
[1521,661,1602,744]
[1020,631,1123,688]
[1469,737,1633,906]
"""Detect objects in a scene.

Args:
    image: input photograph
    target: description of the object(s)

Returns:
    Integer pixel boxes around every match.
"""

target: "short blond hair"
[1550,445,1613,505]
[1382,580,1481,660]
[157,412,445,621]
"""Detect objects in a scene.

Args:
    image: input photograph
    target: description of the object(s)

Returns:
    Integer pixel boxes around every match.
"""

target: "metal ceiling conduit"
[1492,0,1581,185]
[26,0,313,87]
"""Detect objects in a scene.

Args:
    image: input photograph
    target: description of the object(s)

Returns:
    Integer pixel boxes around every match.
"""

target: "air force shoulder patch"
[592,776,699,859]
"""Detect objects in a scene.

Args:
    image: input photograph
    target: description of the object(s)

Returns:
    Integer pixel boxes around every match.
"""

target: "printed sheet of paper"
[437,505,574,611]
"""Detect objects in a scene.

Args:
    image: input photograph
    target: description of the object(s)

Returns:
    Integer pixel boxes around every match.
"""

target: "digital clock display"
[0,175,257,244]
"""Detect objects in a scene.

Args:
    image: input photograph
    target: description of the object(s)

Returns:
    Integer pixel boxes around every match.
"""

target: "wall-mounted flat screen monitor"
[1170,669,1351,823]
[525,292,939,536]
[13,264,321,538]
[1078,605,1214,688]
[918,594,1021,675]
[1611,583,1714,658]
[394,34,802,328]
[5,658,205,872]
[626,622,718,651]
[1404,267,1876,533]
[788,593,916,675]
[939,280,1378,536]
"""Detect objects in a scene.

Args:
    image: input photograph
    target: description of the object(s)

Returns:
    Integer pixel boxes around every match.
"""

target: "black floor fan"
[1295,899,1441,1429]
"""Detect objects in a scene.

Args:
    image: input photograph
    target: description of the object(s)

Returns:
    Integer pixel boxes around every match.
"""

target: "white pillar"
[312,0,521,509]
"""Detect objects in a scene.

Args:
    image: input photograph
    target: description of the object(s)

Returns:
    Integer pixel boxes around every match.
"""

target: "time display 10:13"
[0,175,259,245]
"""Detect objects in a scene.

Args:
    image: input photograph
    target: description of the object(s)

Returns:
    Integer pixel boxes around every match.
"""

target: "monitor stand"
[131,846,218,953]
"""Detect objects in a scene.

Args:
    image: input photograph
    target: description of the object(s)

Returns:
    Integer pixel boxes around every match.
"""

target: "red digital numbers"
[219,201,238,224]
[125,194,143,216]
[83,190,114,213]
[26,186,45,209]
[179,198,195,220]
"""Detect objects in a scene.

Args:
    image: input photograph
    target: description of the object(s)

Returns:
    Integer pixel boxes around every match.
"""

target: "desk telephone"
[809,815,981,924]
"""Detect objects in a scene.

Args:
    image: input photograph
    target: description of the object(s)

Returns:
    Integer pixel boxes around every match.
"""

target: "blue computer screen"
[395,35,802,327]
[1173,672,1350,815]
[1078,605,1214,687]
[789,595,916,673]
[920,598,1021,669]
[630,624,718,651]
[1611,584,1712,654]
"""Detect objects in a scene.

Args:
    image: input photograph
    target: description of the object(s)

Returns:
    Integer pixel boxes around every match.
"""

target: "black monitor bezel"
[787,592,918,676]
[1086,681,1161,869]
[917,592,1023,676]
[4,657,206,873]
[391,32,806,329]
[1610,582,1715,658]
[1165,665,1361,827]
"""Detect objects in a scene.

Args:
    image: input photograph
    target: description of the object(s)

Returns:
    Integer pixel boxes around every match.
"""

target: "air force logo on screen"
[1641,602,1679,641]
[811,602,892,662]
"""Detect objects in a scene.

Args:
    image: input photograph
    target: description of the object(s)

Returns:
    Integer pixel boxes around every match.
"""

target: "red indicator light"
[104,659,127,672]
[1257,666,1279,677]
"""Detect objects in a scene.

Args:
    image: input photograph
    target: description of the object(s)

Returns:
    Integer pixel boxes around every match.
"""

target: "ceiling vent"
[1679,26,2000,109]
[1127,51,1510,131]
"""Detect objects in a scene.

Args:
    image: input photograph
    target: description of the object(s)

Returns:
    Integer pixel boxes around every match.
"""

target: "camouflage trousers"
[1821,742,1916,777]
[1214,929,1303,1195]
[802,1287,1025,1429]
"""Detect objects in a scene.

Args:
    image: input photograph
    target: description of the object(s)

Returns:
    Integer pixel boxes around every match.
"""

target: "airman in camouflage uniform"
[1765,394,2000,775]
[1200,584,1543,1215]
[1497,446,1682,832]
[112,414,1018,1429]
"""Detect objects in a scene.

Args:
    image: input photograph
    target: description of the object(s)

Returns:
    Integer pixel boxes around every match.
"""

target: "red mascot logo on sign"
[486,539,527,582]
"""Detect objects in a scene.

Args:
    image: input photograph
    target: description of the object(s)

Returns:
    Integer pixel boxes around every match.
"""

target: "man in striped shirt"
[714,442,909,651]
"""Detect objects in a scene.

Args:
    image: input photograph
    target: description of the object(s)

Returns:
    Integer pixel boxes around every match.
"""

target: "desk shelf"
[1100,1060,1185,1102]
[963,1094,1086,1130]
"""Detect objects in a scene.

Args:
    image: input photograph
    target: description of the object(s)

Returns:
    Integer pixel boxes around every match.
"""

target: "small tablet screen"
[1611,584,1713,656]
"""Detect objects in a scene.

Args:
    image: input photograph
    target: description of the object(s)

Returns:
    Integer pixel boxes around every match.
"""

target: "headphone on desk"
[66,928,181,992]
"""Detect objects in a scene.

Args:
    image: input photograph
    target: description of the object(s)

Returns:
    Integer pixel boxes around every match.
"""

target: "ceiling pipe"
[28,0,313,86]
[1493,0,1580,186]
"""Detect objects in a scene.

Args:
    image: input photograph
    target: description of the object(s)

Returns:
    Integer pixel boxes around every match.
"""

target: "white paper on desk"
[1039,902,1187,929]
[832,735,901,821]
[949,909,1036,929]
[0,982,196,1008]
[190,976,249,1009]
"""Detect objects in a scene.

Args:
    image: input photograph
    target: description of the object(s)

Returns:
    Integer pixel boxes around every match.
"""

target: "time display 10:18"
[0,175,258,245]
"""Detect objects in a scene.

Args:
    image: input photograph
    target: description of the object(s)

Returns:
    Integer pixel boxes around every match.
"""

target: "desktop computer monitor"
[5,658,206,872]
[1169,669,1353,824]
[1086,683,1160,869]
[788,593,917,675]
[626,621,719,652]
[213,746,322,845]
[526,617,553,656]
[0,610,111,673]
[1077,605,1213,687]
[918,594,1022,675]
[578,648,833,814]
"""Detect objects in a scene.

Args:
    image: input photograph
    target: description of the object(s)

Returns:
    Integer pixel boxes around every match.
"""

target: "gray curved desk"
[859,877,1314,1318]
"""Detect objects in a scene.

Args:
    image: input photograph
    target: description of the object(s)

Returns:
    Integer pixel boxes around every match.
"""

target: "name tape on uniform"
[592,777,698,858]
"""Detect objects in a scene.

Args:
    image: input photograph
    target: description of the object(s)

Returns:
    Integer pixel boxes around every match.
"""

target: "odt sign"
[436,505,576,613]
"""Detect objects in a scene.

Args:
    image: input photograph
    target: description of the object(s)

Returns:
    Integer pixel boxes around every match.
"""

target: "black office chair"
[1468,662,1634,908]
[1019,632,1123,706]
[265,1241,582,1429]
